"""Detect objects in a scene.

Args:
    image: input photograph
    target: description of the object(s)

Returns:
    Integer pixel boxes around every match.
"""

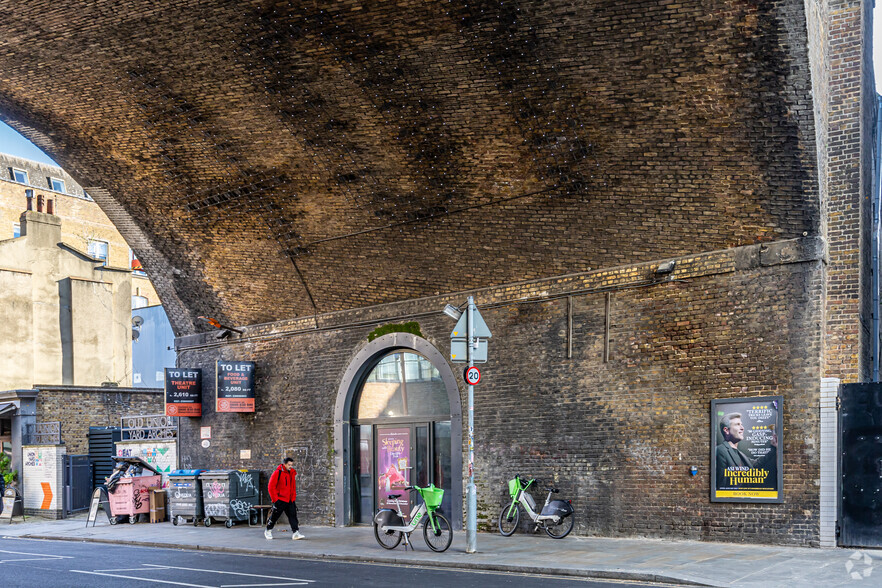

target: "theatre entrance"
[335,334,462,529]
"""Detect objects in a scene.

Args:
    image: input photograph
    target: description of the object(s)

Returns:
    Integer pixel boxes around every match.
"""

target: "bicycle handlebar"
[514,475,560,493]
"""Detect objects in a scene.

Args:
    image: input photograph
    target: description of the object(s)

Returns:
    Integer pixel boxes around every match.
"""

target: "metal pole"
[466,295,477,553]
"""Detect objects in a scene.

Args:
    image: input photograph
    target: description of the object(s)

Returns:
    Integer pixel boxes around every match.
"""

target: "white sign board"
[22,445,65,512]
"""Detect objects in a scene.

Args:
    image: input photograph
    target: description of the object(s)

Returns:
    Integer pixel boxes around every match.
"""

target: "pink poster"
[377,428,410,514]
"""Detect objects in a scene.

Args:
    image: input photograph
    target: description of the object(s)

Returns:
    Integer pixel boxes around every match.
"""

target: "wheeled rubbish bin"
[106,457,162,525]
[200,469,260,528]
[167,470,205,526]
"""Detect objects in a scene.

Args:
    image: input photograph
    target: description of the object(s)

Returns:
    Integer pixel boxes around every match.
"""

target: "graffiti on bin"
[132,491,144,510]
[230,499,251,518]
[173,487,194,499]
[207,481,227,499]
[235,471,254,493]
[204,503,228,517]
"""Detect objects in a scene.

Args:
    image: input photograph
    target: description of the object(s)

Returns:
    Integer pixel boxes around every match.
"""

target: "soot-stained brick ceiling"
[0,0,818,333]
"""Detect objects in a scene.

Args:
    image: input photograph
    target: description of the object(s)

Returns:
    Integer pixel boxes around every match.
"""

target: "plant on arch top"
[367,322,423,342]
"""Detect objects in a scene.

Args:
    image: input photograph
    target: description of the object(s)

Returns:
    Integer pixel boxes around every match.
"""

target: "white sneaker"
[292,530,305,540]
[264,529,273,540]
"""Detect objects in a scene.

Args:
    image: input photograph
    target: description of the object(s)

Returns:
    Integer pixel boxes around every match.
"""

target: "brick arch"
[0,0,819,335]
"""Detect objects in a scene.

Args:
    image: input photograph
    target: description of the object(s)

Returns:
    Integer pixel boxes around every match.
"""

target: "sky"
[877,4,882,94]
[0,120,56,165]
[1,11,882,164]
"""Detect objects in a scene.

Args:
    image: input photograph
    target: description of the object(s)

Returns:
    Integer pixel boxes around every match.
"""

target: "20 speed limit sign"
[463,366,481,385]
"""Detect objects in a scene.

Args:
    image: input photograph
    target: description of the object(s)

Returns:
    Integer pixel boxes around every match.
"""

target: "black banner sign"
[216,361,255,413]
[164,368,202,417]
[710,396,784,503]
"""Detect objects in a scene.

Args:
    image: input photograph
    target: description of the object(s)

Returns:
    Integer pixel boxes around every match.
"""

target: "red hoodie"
[268,464,297,503]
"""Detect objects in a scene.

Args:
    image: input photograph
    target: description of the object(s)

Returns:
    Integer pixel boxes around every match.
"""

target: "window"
[11,168,28,184]
[49,177,65,193]
[13,223,20,238]
[358,352,448,419]
[88,239,109,264]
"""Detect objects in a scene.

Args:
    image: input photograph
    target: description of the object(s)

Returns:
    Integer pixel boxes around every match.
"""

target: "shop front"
[335,333,463,529]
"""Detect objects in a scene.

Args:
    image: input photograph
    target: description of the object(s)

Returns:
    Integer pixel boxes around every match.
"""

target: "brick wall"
[177,238,824,545]
[816,0,875,382]
[34,386,164,455]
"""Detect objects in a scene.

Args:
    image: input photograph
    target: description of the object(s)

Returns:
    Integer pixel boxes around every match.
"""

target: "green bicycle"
[499,474,575,539]
[373,484,453,552]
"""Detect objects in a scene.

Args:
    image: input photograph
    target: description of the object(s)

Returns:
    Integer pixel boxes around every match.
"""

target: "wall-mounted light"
[656,260,676,274]
[443,304,463,321]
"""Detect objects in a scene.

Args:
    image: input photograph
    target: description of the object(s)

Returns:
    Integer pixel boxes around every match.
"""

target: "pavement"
[1,513,880,587]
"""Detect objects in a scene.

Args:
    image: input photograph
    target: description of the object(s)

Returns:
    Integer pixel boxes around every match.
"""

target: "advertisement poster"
[216,361,256,413]
[377,428,410,515]
[711,396,783,503]
[164,369,202,417]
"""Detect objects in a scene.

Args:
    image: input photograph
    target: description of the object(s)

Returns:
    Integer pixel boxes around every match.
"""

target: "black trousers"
[266,499,298,532]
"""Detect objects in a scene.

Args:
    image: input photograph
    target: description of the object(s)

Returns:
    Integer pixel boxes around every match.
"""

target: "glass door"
[376,426,412,515]
[351,350,453,525]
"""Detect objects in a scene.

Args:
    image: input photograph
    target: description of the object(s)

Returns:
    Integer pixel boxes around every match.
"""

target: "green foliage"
[0,452,16,485]
[367,321,422,342]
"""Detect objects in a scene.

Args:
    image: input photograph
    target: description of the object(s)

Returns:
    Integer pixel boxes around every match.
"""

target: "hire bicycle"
[373,484,453,552]
[498,474,575,539]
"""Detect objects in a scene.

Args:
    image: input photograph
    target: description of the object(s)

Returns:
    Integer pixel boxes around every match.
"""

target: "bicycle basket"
[420,485,444,509]
[508,478,521,498]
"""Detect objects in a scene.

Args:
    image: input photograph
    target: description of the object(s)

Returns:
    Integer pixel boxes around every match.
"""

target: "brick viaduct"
[0,1,874,545]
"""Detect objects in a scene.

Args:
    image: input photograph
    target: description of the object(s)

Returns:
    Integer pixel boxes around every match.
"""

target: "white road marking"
[71,570,214,588]
[0,548,74,563]
[220,584,310,587]
[141,563,315,583]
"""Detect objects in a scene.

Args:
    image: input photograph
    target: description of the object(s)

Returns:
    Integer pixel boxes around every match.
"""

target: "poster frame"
[164,368,202,417]
[710,395,784,504]
[215,360,256,413]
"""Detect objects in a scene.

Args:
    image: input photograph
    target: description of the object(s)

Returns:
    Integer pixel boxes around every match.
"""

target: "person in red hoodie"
[264,457,304,540]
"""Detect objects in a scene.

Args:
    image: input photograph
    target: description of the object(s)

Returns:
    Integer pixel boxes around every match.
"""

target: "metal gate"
[840,382,882,547]
[88,426,121,489]
[63,454,93,515]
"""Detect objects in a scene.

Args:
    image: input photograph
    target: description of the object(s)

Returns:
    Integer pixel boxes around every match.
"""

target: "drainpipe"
[873,94,882,381]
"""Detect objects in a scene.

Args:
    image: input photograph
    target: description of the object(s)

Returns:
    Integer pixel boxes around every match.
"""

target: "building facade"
[0,0,874,546]
[0,153,159,307]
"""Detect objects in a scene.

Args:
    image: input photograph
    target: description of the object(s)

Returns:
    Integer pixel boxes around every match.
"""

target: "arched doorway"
[334,333,462,529]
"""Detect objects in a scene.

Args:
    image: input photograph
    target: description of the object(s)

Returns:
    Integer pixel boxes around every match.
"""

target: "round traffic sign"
[463,366,481,385]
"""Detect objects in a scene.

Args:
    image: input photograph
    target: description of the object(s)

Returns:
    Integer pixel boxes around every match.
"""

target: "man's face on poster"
[724,417,744,443]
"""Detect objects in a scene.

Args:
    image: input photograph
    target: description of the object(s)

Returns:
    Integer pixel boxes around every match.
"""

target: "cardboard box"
[149,487,167,523]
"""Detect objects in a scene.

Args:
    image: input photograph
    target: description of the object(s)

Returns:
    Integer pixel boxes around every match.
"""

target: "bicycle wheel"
[374,521,403,549]
[498,503,520,536]
[544,513,575,539]
[423,512,453,552]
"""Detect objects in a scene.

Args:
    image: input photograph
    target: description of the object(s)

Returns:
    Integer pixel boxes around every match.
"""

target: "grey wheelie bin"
[167,469,204,526]
[200,469,260,528]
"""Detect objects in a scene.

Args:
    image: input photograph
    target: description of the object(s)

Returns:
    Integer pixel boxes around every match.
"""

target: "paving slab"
[2,514,880,587]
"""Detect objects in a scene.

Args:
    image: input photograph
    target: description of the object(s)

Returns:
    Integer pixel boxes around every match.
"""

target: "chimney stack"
[25,189,33,211]
[37,194,44,213]
[47,198,54,215]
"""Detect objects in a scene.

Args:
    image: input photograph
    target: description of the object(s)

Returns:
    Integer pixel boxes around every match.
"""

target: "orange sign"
[40,482,53,510]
